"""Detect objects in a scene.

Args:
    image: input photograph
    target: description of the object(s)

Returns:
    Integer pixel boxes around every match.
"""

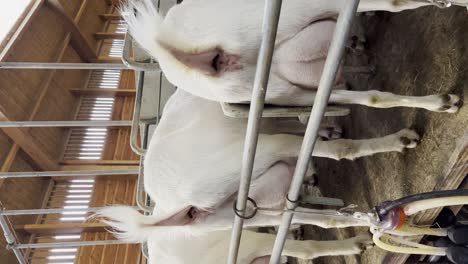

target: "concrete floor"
[302,6,468,264]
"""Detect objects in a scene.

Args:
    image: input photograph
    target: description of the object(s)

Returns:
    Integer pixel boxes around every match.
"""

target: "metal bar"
[268,1,360,263]
[0,207,108,216]
[121,33,160,71]
[0,169,138,179]
[136,124,153,213]
[135,157,151,213]
[12,240,134,249]
[0,120,132,128]
[227,0,283,263]
[0,62,128,70]
[0,215,27,264]
[130,71,146,155]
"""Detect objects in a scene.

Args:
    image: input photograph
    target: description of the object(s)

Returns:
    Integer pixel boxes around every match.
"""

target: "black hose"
[376,189,468,219]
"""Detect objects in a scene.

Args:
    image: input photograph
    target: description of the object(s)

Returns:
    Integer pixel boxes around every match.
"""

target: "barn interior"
[0,1,466,264]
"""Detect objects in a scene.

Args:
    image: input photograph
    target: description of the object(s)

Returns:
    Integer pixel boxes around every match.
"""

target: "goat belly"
[273,20,344,89]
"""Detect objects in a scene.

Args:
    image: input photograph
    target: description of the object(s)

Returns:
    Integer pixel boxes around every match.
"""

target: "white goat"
[99,89,420,241]
[121,0,460,112]
[146,229,372,264]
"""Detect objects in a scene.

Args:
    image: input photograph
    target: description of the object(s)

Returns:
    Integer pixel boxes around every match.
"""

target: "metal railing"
[0,50,152,264]
[1,1,361,263]
[226,0,361,263]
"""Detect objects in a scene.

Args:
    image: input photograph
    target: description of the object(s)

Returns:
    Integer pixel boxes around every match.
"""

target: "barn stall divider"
[225,0,360,263]
[0,0,356,263]
[0,32,159,263]
[4,0,466,263]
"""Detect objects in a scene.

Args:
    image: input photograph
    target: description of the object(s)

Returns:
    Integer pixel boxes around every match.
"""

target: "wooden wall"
[0,0,111,168]
[0,130,50,264]
[76,69,141,264]
[0,0,119,263]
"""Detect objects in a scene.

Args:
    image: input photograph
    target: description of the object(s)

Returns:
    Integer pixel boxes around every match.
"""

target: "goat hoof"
[318,126,343,141]
[352,234,374,253]
[448,226,468,245]
[396,128,421,149]
[447,245,468,264]
[436,94,461,113]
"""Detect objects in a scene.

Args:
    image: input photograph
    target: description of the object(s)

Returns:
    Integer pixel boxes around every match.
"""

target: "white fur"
[98,90,423,242]
[119,0,459,112]
[147,229,372,264]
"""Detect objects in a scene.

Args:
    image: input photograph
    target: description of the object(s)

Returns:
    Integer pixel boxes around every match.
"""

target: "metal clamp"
[233,197,258,220]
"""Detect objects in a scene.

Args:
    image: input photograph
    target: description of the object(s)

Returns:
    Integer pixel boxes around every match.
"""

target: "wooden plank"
[94,32,125,40]
[0,0,91,174]
[15,223,107,235]
[99,14,122,21]
[105,0,127,5]
[0,0,45,61]
[70,88,135,97]
[46,0,97,62]
[98,55,124,63]
[0,145,19,188]
[0,112,59,171]
[384,134,468,263]
[60,160,140,166]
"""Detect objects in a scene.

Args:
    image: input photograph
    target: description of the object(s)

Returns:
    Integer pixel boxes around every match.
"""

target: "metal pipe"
[0,120,132,128]
[122,34,160,71]
[0,169,138,179]
[130,71,147,156]
[136,124,154,213]
[268,1,360,263]
[0,215,27,264]
[0,62,129,70]
[136,158,153,213]
[0,207,108,216]
[12,240,134,249]
[227,0,283,263]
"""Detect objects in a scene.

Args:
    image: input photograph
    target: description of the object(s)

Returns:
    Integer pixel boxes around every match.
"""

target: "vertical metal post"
[0,207,115,216]
[122,34,160,71]
[0,120,132,128]
[130,71,147,156]
[227,0,282,263]
[12,240,133,249]
[268,1,360,263]
[0,169,138,179]
[0,215,27,264]
[0,62,129,70]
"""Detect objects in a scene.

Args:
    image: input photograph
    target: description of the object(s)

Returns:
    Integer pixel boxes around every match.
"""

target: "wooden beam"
[94,32,125,40]
[98,55,124,63]
[105,0,127,5]
[0,145,20,188]
[99,14,122,21]
[0,0,45,61]
[46,0,97,62]
[384,135,468,263]
[70,88,135,97]
[0,0,91,174]
[15,223,107,235]
[60,160,140,166]
[0,112,59,171]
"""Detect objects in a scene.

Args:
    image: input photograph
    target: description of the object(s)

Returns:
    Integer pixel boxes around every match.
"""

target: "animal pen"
[0,0,467,264]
